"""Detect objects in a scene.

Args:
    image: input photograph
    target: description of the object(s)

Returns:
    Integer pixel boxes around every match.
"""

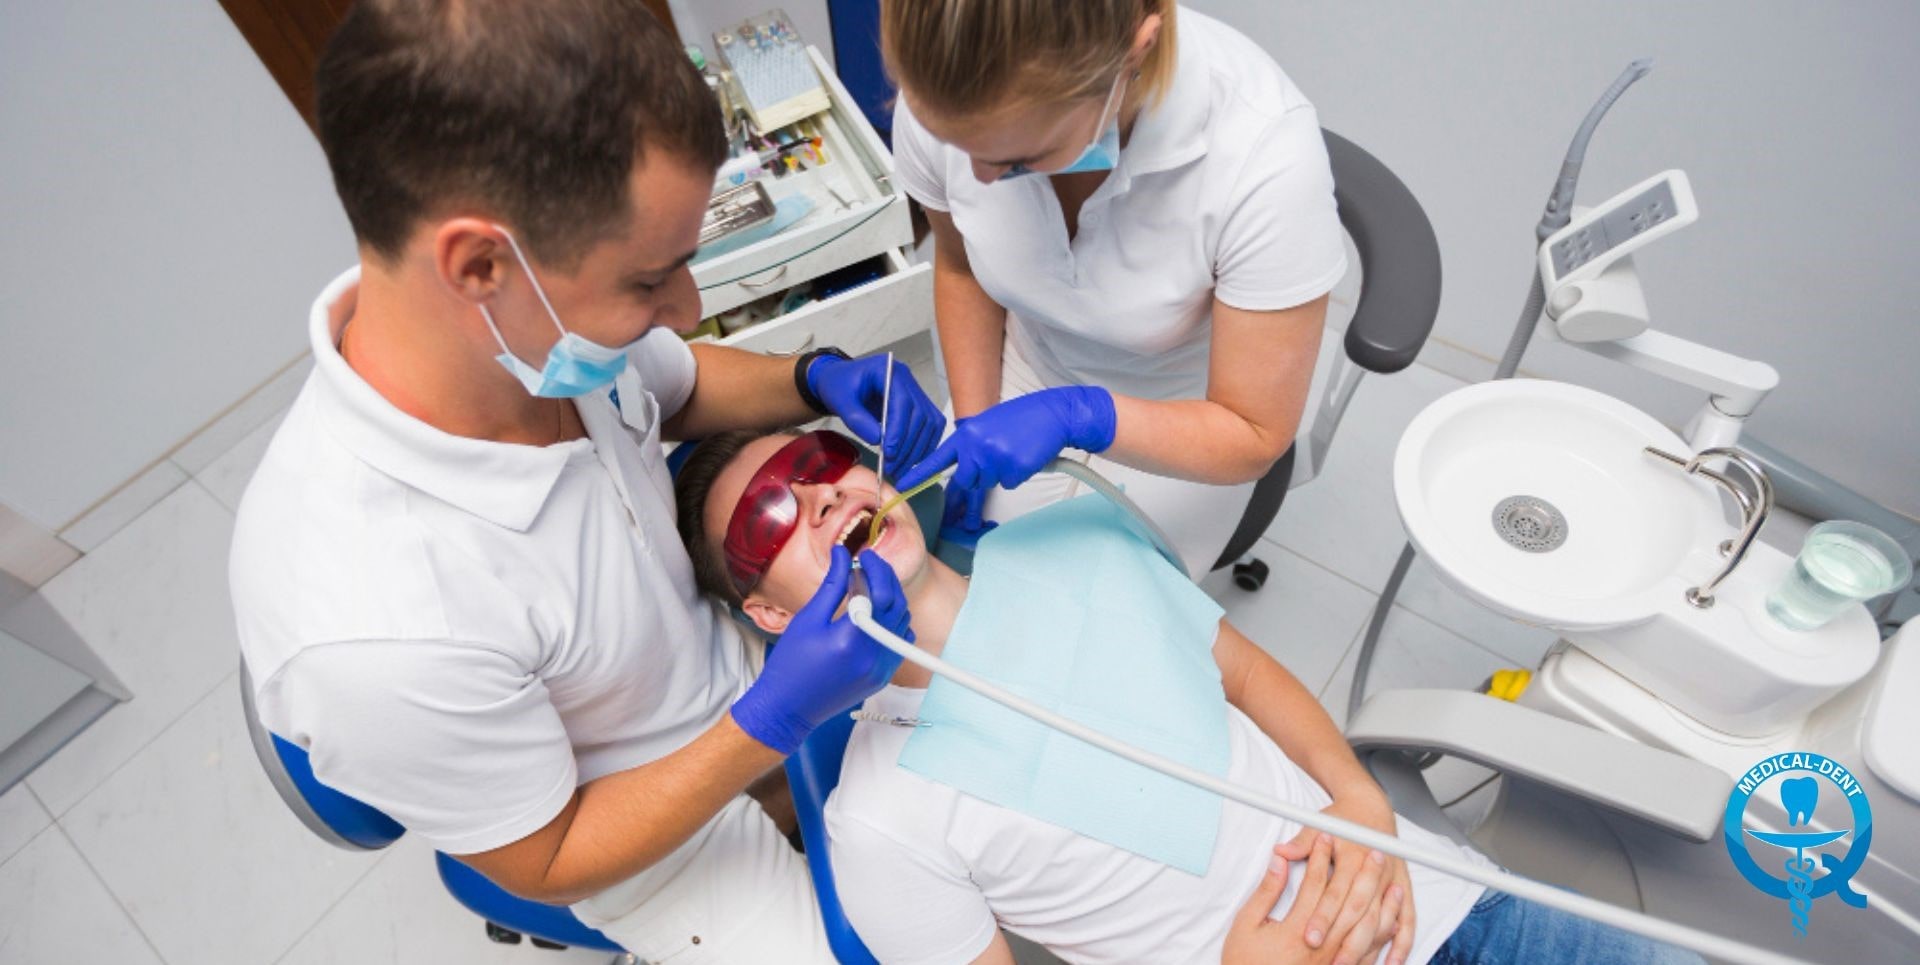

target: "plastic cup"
[1765,520,1913,631]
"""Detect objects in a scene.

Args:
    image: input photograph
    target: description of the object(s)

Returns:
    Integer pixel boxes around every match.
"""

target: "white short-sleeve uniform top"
[826,687,1490,965]
[231,267,747,861]
[890,9,1347,401]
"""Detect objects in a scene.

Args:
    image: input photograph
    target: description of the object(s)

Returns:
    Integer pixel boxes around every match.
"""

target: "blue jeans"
[1431,890,1706,965]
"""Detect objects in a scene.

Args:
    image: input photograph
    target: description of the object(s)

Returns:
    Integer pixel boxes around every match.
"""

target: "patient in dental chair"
[675,429,1704,965]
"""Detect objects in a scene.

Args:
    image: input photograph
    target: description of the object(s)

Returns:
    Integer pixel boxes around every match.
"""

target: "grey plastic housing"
[1323,129,1444,375]
[1345,689,1732,842]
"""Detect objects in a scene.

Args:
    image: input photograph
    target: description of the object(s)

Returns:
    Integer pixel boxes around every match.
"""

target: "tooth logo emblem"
[1724,751,1874,940]
[1781,776,1819,827]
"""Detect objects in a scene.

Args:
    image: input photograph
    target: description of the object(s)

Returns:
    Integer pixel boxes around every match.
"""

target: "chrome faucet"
[1643,446,1774,608]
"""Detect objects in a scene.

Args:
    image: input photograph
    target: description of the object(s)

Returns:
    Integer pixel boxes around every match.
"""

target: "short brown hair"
[673,429,794,605]
[881,0,1178,119]
[315,0,728,267]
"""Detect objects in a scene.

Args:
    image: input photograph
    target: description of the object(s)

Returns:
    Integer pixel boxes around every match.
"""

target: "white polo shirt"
[232,267,748,859]
[891,8,1347,401]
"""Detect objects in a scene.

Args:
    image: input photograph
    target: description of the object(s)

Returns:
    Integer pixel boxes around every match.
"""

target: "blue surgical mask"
[998,72,1127,182]
[478,226,634,398]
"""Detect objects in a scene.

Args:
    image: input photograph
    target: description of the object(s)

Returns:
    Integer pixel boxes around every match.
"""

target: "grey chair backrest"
[1215,130,1442,571]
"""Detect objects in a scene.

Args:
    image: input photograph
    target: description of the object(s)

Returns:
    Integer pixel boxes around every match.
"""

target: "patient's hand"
[1274,795,1415,965]
[1225,834,1396,965]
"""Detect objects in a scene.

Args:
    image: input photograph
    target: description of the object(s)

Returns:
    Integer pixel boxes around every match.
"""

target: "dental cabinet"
[689,46,934,361]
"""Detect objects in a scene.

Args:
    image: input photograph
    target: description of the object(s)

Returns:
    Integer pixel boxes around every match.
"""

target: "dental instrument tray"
[713,9,831,135]
[701,181,778,247]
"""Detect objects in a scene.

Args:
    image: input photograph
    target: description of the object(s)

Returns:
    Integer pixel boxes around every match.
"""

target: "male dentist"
[229,1,938,960]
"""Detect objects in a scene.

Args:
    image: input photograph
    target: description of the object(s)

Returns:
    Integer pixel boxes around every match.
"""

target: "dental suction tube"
[1042,458,1185,572]
[845,597,1805,965]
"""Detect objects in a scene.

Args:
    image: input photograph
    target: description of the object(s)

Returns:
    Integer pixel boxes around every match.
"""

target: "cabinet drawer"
[692,47,910,318]
[695,191,909,318]
[719,249,932,357]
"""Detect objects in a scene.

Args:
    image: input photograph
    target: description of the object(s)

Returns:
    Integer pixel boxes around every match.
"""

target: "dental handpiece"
[847,554,868,601]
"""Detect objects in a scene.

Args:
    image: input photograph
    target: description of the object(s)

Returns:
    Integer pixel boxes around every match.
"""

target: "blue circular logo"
[1724,752,1872,937]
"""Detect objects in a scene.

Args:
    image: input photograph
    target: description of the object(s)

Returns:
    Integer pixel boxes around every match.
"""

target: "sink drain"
[1491,495,1567,552]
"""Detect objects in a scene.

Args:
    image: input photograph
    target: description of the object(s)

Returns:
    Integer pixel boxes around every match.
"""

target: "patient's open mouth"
[837,509,889,555]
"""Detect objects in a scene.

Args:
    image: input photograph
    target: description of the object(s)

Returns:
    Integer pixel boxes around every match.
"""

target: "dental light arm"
[843,598,1803,965]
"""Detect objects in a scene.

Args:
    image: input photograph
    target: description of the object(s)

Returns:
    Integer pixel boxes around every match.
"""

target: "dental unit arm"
[1533,169,1781,449]
[843,460,1807,965]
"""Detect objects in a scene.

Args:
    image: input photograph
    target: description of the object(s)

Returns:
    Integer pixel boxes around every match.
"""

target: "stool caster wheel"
[531,938,569,950]
[485,922,523,945]
[1232,558,1270,591]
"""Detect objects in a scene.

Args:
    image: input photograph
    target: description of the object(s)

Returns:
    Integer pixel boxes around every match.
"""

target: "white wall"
[0,0,354,531]
[1194,0,1920,517]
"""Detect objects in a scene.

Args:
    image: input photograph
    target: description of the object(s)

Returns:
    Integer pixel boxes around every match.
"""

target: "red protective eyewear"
[723,430,862,595]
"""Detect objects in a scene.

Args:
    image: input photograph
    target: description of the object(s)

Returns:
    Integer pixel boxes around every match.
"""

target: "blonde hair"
[881,0,1179,119]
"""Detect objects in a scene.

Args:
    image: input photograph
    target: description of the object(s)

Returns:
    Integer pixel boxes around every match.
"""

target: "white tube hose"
[845,598,1805,965]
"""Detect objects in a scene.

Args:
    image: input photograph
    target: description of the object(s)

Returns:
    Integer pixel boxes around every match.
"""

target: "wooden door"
[218,0,681,134]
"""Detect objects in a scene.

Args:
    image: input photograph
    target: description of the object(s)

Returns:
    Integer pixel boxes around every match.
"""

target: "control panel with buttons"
[1540,170,1700,288]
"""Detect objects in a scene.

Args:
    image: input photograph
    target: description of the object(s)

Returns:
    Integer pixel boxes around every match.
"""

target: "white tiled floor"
[0,329,1555,964]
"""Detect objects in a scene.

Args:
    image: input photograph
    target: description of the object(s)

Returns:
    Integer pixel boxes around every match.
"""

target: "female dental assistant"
[887,2,1347,577]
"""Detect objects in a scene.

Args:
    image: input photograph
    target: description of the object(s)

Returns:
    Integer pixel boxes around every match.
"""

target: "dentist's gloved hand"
[807,353,945,474]
[896,385,1117,497]
[731,547,913,755]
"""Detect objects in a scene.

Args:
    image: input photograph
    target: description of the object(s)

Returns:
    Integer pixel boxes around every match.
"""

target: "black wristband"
[793,346,850,415]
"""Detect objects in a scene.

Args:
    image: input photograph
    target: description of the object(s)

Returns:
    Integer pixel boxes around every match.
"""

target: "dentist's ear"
[742,597,794,636]
[432,217,513,304]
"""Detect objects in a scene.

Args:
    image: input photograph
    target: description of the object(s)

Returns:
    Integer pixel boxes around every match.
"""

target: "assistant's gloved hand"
[896,385,1117,497]
[936,480,997,549]
[807,353,945,474]
[731,547,913,755]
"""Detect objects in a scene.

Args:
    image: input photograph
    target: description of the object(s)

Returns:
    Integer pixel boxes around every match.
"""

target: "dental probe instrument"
[845,598,1803,965]
[874,352,893,485]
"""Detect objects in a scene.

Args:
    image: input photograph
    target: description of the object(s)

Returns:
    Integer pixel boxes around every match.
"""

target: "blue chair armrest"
[434,851,625,952]
[786,711,881,965]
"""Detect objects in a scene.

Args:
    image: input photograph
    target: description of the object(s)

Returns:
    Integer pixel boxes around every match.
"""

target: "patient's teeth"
[837,511,872,546]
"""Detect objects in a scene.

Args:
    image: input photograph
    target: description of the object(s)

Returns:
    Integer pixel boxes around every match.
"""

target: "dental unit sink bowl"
[1395,379,1879,737]
[1394,379,1722,631]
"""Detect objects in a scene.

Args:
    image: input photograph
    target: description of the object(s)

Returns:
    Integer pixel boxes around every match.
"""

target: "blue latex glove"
[807,354,945,475]
[731,548,913,755]
[896,386,1117,497]
[936,481,997,549]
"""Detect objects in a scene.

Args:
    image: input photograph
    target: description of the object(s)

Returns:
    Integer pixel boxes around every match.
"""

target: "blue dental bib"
[899,494,1230,874]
